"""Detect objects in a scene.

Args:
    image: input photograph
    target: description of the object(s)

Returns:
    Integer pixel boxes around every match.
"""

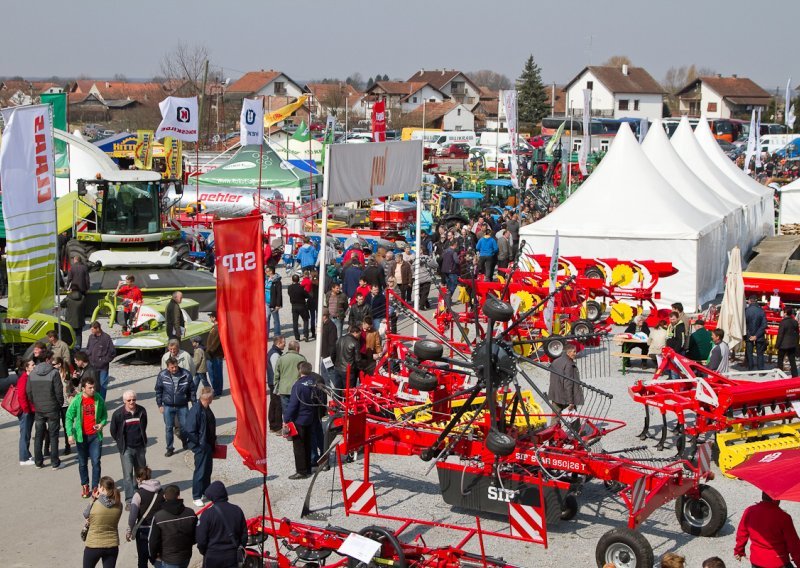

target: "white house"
[407,69,481,109]
[225,70,304,100]
[364,81,446,114]
[564,65,664,121]
[404,102,474,131]
[676,75,771,119]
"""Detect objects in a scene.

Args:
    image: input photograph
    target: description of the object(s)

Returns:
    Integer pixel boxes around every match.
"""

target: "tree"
[604,55,632,67]
[346,72,364,91]
[159,41,211,94]
[382,74,389,81]
[517,55,549,124]
[366,76,375,90]
[468,70,512,91]
[662,64,717,114]
[112,73,127,82]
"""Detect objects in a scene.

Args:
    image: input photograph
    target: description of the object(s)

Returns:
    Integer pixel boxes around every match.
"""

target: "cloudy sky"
[3,0,796,90]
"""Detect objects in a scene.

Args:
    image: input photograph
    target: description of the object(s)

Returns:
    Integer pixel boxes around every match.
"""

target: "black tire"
[585,267,604,280]
[544,336,566,359]
[543,487,562,528]
[572,319,593,338]
[408,371,437,392]
[585,300,603,322]
[172,240,192,270]
[347,526,407,568]
[595,527,654,568]
[561,492,580,521]
[485,429,516,456]
[483,295,514,322]
[414,339,443,361]
[65,239,98,267]
[674,484,727,537]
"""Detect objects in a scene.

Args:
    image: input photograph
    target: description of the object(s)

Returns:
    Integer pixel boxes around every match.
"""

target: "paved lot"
[1,288,799,567]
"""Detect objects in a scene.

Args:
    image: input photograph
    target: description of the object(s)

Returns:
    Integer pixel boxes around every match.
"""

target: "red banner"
[214,215,268,474]
[372,100,386,142]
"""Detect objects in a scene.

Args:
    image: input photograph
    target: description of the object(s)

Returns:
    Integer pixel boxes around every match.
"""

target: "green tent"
[198,144,321,188]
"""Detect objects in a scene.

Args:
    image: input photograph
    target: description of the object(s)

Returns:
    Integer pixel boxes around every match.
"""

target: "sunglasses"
[125,398,136,402]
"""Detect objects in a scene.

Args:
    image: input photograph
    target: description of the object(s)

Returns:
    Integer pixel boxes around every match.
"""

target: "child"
[191,337,210,396]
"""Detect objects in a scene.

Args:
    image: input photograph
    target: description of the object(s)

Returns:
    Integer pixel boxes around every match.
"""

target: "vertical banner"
[543,231,559,333]
[744,109,757,172]
[40,92,67,154]
[163,137,183,179]
[786,78,794,128]
[133,130,154,170]
[214,215,268,474]
[372,100,386,142]
[0,105,58,317]
[503,90,519,188]
[578,89,591,176]
[240,97,264,147]
[156,96,199,142]
[754,108,762,169]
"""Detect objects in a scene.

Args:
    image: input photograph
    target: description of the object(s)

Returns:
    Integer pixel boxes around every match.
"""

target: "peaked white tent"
[778,177,800,227]
[694,118,775,240]
[520,123,724,308]
[671,117,761,254]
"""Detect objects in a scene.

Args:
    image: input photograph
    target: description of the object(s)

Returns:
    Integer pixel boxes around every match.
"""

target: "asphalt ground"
[1,275,799,567]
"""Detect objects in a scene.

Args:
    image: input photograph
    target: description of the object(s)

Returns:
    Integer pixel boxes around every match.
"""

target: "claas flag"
[264,96,309,128]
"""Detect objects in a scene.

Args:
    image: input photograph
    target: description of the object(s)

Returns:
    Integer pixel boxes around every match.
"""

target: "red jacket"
[17,372,33,413]
[735,500,800,567]
[116,285,143,312]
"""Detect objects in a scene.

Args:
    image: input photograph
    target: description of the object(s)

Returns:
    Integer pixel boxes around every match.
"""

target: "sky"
[3,0,797,91]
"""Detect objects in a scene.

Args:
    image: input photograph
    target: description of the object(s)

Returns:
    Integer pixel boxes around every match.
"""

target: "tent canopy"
[197,144,321,189]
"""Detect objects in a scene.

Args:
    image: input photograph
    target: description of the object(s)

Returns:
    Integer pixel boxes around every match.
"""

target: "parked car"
[436,143,470,158]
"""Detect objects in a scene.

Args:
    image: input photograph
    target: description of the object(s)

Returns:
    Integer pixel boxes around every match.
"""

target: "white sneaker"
[19,458,35,466]
[193,499,204,507]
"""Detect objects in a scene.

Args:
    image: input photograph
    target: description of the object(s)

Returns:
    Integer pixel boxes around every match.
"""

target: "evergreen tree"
[366,76,375,89]
[517,55,549,124]
[382,74,389,81]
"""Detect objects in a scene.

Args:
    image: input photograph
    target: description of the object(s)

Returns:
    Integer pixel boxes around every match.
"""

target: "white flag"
[240,98,264,147]
[755,108,762,168]
[786,78,796,128]
[503,90,519,188]
[155,96,199,142]
[543,231,559,333]
[578,89,591,176]
[744,109,757,173]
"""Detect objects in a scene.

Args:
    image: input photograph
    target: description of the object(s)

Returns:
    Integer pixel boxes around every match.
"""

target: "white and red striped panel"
[508,503,546,543]
[343,480,378,515]
[696,442,712,474]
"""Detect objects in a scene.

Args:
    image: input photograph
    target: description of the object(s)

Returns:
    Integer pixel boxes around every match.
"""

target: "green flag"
[544,121,566,158]
[41,92,67,154]
[292,120,311,142]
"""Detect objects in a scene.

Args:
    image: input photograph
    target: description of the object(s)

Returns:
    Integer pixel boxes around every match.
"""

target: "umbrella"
[718,246,744,351]
[728,448,800,501]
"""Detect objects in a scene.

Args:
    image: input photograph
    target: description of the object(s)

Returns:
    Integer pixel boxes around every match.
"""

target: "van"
[761,134,797,155]
[479,132,511,147]
[428,131,477,150]
[409,130,444,146]
[401,127,442,141]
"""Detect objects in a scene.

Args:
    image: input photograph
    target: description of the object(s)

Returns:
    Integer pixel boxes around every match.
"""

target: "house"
[403,101,474,131]
[564,65,664,120]
[67,80,168,125]
[675,75,771,119]
[365,81,447,114]
[225,70,303,101]
[0,80,64,107]
[407,69,481,108]
[305,82,364,118]
[546,84,567,116]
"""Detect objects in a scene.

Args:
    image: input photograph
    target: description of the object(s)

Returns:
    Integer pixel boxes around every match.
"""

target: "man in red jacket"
[735,492,800,567]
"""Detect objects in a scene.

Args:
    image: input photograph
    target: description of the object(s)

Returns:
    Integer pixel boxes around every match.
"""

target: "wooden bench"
[611,352,652,375]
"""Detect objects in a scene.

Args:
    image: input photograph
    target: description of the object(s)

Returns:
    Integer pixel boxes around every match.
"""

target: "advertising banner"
[371,100,386,142]
[133,130,154,170]
[264,95,308,128]
[240,98,264,147]
[156,96,199,142]
[164,137,183,179]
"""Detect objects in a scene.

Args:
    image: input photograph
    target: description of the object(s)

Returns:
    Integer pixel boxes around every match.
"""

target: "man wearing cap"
[687,319,713,363]
[744,295,768,371]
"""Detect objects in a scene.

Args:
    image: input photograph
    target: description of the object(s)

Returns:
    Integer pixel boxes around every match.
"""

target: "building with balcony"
[406,69,481,109]
[564,65,664,121]
[675,75,771,119]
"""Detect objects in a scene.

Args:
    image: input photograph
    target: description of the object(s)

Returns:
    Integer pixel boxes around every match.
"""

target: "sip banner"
[0,105,57,317]
[264,95,309,128]
[502,90,519,188]
[163,137,183,179]
[371,100,386,142]
[133,130,154,170]
[156,96,199,142]
[543,231,559,333]
[213,215,268,474]
[578,89,591,176]
[240,98,264,147]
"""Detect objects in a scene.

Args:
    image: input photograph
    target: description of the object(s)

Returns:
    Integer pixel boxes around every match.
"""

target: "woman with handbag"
[15,358,36,466]
[83,475,123,568]
[125,466,163,568]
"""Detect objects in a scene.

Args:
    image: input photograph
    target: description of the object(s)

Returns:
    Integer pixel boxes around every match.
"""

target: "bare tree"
[112,73,127,82]
[159,41,210,93]
[603,55,632,67]
[319,84,348,118]
[662,64,717,112]
[468,70,512,91]
[346,72,364,91]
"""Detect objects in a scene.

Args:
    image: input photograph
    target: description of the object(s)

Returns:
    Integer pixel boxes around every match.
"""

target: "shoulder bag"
[2,384,22,417]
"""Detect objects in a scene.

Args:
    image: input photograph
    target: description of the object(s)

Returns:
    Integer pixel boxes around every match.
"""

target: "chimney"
[105,81,110,88]
[622,64,629,76]
[441,70,446,75]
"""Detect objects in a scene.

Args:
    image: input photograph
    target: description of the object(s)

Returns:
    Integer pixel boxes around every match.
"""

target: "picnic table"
[612,334,650,375]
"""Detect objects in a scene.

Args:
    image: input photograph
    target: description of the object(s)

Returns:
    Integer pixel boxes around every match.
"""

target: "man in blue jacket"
[284,361,323,479]
[185,387,215,507]
[475,230,499,281]
[744,295,768,371]
[196,481,247,567]
[155,357,195,457]
[296,238,319,273]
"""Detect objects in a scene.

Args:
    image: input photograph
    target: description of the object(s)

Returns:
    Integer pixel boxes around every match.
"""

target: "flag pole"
[313,143,331,373]
[257,97,265,209]
[48,104,63,341]
[414,103,426,337]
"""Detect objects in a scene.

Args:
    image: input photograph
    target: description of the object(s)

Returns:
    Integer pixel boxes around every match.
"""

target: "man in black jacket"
[287,274,311,342]
[334,326,361,391]
[197,481,247,567]
[319,311,338,387]
[441,241,460,302]
[185,387,216,507]
[776,307,800,377]
[165,291,185,342]
[149,484,197,567]
[26,351,64,468]
[84,321,116,399]
[265,266,283,339]
[110,390,148,506]
[155,357,195,457]
[267,336,285,432]
[362,257,386,291]
[744,295,768,371]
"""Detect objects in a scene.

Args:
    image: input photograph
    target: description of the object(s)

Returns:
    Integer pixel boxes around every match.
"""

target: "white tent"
[671,117,761,254]
[778,177,800,227]
[694,117,775,240]
[519,123,724,308]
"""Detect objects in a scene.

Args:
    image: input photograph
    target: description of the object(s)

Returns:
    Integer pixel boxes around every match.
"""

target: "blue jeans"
[18,412,33,461]
[120,445,147,503]
[192,445,213,500]
[267,308,282,338]
[331,316,343,338]
[98,369,110,399]
[158,562,189,568]
[207,357,224,398]
[373,318,383,332]
[281,394,292,423]
[446,273,459,300]
[162,405,188,451]
[76,434,102,488]
[193,372,210,397]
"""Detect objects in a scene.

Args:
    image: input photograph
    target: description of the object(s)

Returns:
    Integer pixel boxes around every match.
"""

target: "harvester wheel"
[485,429,516,456]
[172,240,192,269]
[560,492,580,521]
[408,371,437,392]
[544,336,566,359]
[347,526,407,568]
[65,239,98,268]
[543,487,562,527]
[584,267,604,280]
[595,527,654,568]
[584,300,603,322]
[675,484,727,537]
[413,339,443,361]
[483,295,514,322]
[572,319,593,338]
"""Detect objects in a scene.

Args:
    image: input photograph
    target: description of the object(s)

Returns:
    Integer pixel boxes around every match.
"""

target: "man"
[160,338,196,376]
[285,361,323,479]
[66,253,91,295]
[708,329,731,374]
[287,274,311,342]
[65,255,90,343]
[744,295,768,371]
[206,312,225,399]
[346,292,372,329]
[334,326,361,391]
[326,282,349,338]
[46,329,71,367]
[65,375,107,497]
[475,230,499,281]
[115,274,143,334]
[110,390,148,506]
[496,229,511,271]
[362,257,386,290]
[60,291,87,349]
[343,259,364,299]
[547,345,583,422]
[671,302,692,353]
[666,311,687,356]
[701,558,725,568]
[776,307,800,377]
[267,336,285,432]
[368,284,387,332]
[165,291,185,342]
[319,311,338,387]
[73,351,99,386]
[84,321,116,399]
[296,237,319,273]
[687,319,713,363]
[185,387,216,507]
[273,340,306,422]
[265,266,283,339]
[392,255,413,303]
[27,350,64,468]
[382,252,395,284]
[441,241,461,302]
[196,481,247,568]
[155,357,195,457]
[735,492,800,567]
[415,255,437,311]
[148,484,197,568]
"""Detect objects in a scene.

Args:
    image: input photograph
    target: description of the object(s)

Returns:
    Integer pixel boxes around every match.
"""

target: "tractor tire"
[347,526,407,568]
[572,319,593,338]
[584,267,604,280]
[584,300,603,322]
[414,339,443,361]
[65,239,98,268]
[485,429,516,456]
[172,240,192,270]
[595,527,654,568]
[544,336,566,359]
[408,371,437,392]
[543,487,562,528]
[483,295,514,322]
[560,492,580,521]
[674,484,727,537]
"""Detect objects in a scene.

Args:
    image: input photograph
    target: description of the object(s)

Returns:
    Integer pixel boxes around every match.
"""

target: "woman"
[53,356,78,455]
[83,476,123,568]
[359,319,382,374]
[648,319,669,368]
[394,255,413,304]
[125,466,163,568]
[16,358,35,466]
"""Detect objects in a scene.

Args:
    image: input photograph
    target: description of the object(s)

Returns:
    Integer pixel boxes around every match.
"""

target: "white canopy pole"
[313,144,331,373]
